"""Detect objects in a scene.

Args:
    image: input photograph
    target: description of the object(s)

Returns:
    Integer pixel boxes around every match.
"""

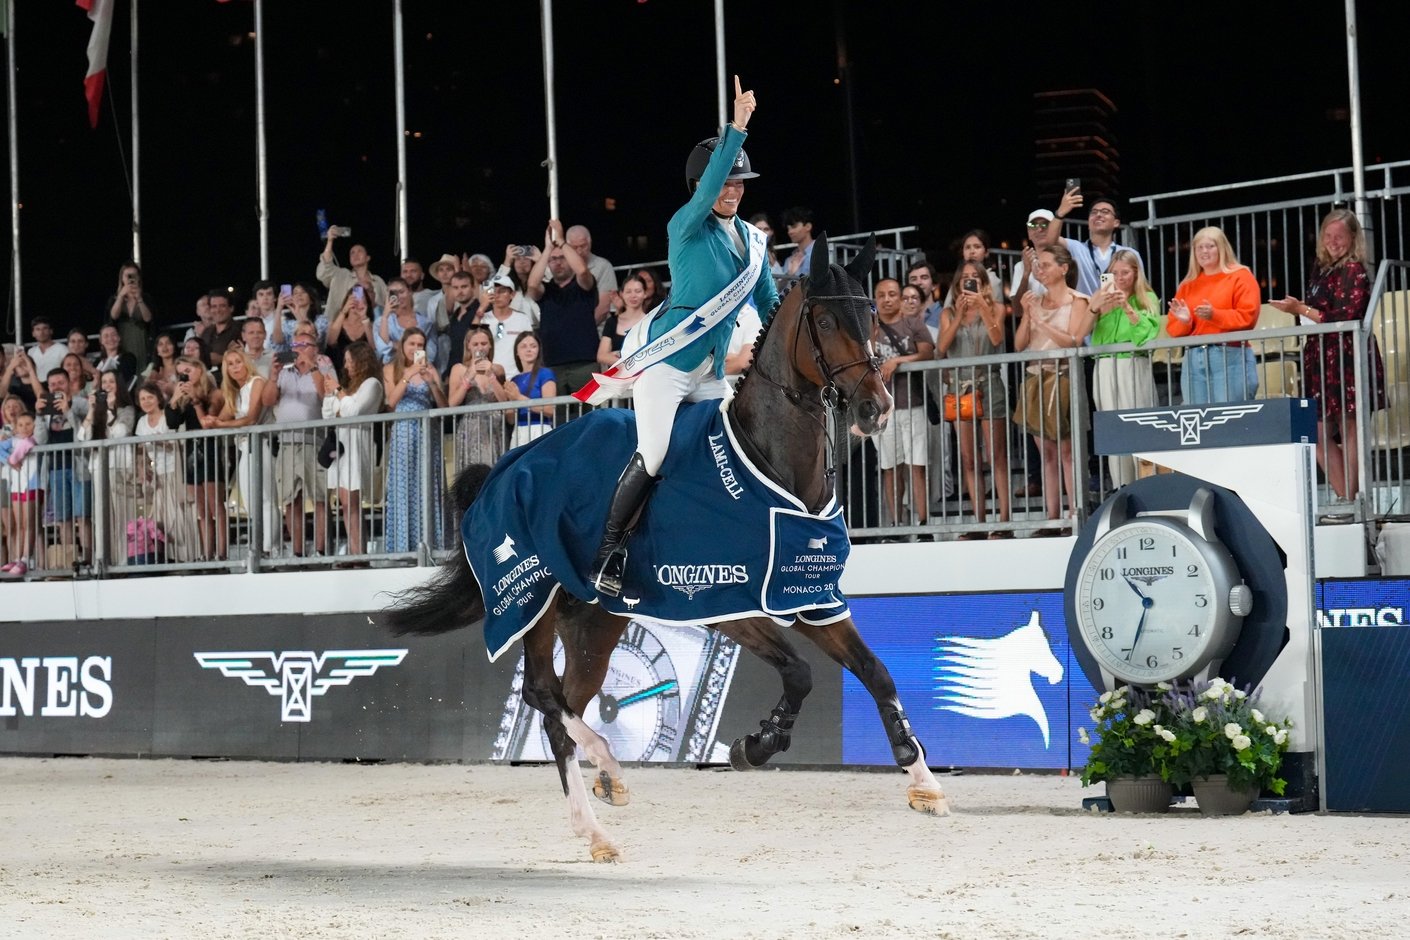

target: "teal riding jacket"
[649,125,780,378]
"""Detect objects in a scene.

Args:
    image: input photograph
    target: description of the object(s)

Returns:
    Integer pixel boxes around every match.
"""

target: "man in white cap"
[425,253,460,374]
[1010,209,1057,307]
[476,272,534,380]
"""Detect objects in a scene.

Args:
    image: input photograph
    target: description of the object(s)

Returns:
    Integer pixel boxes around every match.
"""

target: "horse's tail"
[382,463,491,637]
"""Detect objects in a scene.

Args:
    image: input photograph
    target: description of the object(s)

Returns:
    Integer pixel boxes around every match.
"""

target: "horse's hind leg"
[520,606,621,862]
[557,601,631,806]
[793,615,950,817]
[713,617,814,770]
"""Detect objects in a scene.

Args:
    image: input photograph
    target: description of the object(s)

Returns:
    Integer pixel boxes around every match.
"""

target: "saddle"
[467,400,852,661]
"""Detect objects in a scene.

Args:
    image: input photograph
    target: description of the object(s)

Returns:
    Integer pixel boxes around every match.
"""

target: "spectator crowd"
[0,192,1380,575]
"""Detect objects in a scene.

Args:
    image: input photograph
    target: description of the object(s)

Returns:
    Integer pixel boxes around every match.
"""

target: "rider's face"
[713,179,745,218]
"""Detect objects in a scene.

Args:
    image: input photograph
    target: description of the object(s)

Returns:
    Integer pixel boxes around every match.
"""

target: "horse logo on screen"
[933,611,1064,747]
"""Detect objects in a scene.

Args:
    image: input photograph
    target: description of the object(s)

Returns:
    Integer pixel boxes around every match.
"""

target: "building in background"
[1033,89,1120,205]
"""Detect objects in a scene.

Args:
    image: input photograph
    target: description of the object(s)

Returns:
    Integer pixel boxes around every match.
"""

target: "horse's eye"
[817,313,835,331]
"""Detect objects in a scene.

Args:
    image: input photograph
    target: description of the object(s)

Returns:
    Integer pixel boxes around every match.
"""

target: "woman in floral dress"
[383,328,447,554]
[1272,209,1386,502]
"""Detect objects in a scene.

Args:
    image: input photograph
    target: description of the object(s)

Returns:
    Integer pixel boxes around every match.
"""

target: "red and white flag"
[75,0,113,128]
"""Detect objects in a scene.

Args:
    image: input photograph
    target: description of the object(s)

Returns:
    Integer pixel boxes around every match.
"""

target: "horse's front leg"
[714,618,813,770]
[521,612,621,862]
[793,616,950,817]
[558,605,631,806]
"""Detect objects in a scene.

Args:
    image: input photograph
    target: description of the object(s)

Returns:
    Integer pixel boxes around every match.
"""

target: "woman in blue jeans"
[1167,226,1260,404]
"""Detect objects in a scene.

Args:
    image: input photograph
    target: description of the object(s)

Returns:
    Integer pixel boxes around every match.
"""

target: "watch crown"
[1229,583,1253,617]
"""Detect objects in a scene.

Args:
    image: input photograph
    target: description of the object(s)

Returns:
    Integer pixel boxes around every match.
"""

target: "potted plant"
[1077,685,1185,813]
[1164,677,1292,815]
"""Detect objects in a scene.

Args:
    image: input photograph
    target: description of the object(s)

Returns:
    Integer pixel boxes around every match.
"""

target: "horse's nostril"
[858,400,879,421]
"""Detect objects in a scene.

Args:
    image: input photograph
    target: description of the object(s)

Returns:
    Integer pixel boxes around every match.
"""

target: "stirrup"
[593,547,627,597]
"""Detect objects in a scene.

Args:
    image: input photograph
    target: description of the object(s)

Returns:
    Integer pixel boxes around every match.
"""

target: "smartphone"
[962,277,979,293]
[1100,272,1114,288]
[333,226,352,238]
[514,245,533,257]
[274,349,296,367]
[351,285,365,303]
[1064,178,1081,194]
[473,349,487,362]
[280,283,292,297]
[413,349,427,366]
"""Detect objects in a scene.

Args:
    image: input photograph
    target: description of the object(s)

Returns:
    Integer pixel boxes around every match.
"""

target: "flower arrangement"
[1163,677,1292,795]
[1078,678,1293,796]
[1077,684,1183,786]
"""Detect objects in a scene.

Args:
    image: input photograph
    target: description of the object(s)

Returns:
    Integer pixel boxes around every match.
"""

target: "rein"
[739,289,882,489]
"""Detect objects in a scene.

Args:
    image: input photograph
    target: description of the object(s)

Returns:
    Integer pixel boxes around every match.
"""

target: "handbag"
[317,429,343,469]
[1012,367,1071,441]
[943,387,983,422]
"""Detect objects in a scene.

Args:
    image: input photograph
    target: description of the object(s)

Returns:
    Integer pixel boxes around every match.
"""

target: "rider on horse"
[577,76,780,597]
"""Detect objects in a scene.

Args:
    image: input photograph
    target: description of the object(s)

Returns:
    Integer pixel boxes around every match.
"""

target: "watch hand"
[1126,606,1148,662]
[1123,575,1147,600]
[617,679,679,707]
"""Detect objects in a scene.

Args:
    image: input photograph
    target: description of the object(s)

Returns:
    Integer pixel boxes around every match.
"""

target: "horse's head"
[794,233,891,435]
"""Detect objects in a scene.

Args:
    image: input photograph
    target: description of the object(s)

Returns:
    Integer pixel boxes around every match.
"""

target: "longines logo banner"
[1094,397,1316,454]
[843,593,1096,769]
[0,655,113,718]
[193,649,408,722]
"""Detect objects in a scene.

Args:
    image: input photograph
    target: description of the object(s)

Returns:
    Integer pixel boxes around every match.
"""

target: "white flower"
[1203,686,1224,701]
[1099,691,1113,704]
[1265,725,1279,737]
[1234,689,1247,700]
[1251,708,1265,724]
[1232,734,1252,751]
[1157,681,1171,691]
[1224,722,1243,740]
[1275,730,1288,746]
[1077,727,1090,744]
[1192,706,1208,724]
[1089,708,1103,723]
[1159,729,1177,743]
[1133,709,1156,726]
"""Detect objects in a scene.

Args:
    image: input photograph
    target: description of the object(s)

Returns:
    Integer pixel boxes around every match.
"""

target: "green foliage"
[1078,678,1292,795]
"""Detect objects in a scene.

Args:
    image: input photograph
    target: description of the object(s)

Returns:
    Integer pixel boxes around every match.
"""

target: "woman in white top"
[208,347,277,553]
[322,340,384,558]
[134,380,192,563]
[1013,243,1093,535]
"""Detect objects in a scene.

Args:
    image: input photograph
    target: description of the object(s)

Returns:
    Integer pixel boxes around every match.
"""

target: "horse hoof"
[592,771,630,806]
[728,737,760,772]
[589,840,621,863]
[907,785,951,817]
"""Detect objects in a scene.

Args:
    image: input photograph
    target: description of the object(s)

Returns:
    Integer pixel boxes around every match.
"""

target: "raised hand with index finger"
[731,74,756,132]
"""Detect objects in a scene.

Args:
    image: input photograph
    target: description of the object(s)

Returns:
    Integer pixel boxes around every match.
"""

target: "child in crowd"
[1,411,40,575]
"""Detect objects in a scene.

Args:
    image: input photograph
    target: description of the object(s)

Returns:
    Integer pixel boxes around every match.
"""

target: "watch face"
[491,620,739,764]
[1075,520,1228,684]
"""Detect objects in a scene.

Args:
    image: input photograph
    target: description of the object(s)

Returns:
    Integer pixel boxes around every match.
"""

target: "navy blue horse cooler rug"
[468,401,852,660]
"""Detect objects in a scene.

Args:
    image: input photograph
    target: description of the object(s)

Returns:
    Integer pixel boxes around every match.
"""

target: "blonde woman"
[448,325,507,470]
[1014,243,1093,536]
[937,261,1011,538]
[166,355,228,560]
[206,346,277,553]
[1271,209,1386,501]
[1167,226,1260,404]
[323,341,384,559]
[1090,250,1161,487]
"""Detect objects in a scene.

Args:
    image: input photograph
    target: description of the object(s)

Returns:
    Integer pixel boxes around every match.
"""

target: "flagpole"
[540,0,558,219]
[129,0,139,265]
[714,0,726,131]
[7,0,21,342]
[1344,0,1368,229]
[254,0,268,278]
[393,0,408,259]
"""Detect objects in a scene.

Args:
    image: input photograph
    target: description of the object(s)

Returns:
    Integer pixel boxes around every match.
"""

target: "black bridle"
[741,286,885,487]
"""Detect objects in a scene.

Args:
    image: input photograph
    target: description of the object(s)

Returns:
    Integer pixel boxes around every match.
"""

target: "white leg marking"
[904,753,951,817]
[559,724,621,862]
[562,714,625,780]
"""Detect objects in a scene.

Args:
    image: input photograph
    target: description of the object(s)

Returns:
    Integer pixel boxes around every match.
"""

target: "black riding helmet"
[684,136,760,193]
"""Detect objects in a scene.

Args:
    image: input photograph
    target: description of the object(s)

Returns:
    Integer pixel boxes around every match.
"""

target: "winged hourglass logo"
[193,649,408,722]
[1117,403,1264,446]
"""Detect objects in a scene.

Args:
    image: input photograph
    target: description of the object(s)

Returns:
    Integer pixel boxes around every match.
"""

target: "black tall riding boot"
[591,453,658,597]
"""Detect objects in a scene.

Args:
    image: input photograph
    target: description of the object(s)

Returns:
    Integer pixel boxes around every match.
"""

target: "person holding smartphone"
[376,277,439,366]
[1089,251,1161,487]
[383,328,447,556]
[448,325,508,471]
[1037,188,1144,297]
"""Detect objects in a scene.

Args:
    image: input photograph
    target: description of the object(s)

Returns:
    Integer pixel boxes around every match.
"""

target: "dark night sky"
[5,0,1409,341]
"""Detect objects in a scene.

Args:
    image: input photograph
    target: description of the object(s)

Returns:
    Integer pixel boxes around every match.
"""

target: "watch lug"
[1187,487,1218,542]
[1099,667,1118,692]
[1093,492,1129,541]
[1191,661,1221,687]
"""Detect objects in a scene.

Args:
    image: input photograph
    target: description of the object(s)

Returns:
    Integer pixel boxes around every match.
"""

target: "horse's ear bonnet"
[805,232,876,343]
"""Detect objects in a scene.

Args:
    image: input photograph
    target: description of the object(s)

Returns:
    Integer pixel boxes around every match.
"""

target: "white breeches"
[631,358,730,475]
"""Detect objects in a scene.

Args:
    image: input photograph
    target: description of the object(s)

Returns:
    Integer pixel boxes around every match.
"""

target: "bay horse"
[384,234,949,862]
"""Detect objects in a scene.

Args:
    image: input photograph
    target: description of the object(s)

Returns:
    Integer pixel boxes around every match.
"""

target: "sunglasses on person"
[1026,220,1049,229]
[291,341,314,349]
